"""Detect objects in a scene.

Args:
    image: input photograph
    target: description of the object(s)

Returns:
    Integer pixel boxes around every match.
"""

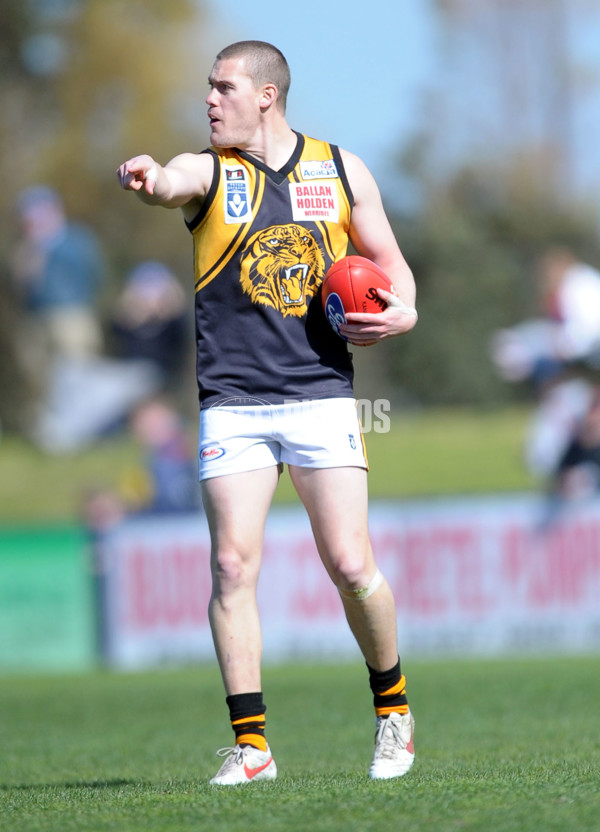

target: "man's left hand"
[339,289,418,346]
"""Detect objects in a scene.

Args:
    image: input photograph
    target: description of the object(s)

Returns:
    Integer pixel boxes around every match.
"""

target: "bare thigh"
[288,465,375,588]
[202,465,282,581]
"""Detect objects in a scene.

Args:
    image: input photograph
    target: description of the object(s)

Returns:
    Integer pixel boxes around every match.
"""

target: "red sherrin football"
[321,255,392,338]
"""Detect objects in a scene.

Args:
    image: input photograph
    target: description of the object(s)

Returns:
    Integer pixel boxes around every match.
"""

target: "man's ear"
[259,83,278,111]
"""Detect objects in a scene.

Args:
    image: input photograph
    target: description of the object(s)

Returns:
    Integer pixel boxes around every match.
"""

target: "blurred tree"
[0,276,36,433]
[4,0,210,280]
[370,0,600,409]
[382,158,600,406]
[431,0,600,203]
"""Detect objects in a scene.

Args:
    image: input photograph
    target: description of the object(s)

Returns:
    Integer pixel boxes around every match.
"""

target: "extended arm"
[116,152,214,220]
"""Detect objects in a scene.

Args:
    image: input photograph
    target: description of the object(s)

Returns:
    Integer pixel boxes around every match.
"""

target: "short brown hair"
[215,41,291,113]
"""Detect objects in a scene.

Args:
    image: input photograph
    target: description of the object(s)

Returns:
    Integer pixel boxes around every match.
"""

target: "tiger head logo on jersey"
[240,224,325,317]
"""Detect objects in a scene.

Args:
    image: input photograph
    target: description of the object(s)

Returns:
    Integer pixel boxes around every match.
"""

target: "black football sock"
[367,658,409,717]
[226,691,268,751]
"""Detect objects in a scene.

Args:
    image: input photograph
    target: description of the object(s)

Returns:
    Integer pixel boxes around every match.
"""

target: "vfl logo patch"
[200,445,225,462]
[239,224,325,317]
[324,292,347,339]
[224,165,252,224]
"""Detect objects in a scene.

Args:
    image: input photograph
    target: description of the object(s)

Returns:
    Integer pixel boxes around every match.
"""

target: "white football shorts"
[198,397,368,480]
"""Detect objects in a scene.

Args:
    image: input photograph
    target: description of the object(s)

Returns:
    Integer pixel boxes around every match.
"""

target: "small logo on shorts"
[201,445,225,461]
[348,434,357,449]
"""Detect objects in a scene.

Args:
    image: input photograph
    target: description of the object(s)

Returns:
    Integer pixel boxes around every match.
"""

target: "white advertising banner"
[98,495,600,668]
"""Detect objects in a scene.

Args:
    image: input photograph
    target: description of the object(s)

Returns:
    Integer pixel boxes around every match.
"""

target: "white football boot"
[369,710,415,780]
[209,744,277,786]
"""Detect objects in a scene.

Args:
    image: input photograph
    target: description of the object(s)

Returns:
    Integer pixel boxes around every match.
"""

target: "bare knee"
[328,550,375,592]
[211,547,259,596]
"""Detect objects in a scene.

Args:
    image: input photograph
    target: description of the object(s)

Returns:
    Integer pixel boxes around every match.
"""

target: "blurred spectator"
[8,195,191,453]
[491,247,600,388]
[8,185,143,452]
[81,486,126,536]
[553,389,600,502]
[81,398,200,535]
[11,185,105,367]
[538,388,600,528]
[33,353,162,453]
[120,398,200,515]
[523,376,595,479]
[491,247,600,480]
[109,261,190,394]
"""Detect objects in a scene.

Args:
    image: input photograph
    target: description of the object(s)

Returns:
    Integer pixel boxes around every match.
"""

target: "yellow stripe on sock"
[236,733,268,752]
[380,674,406,698]
[375,704,410,717]
[231,714,266,726]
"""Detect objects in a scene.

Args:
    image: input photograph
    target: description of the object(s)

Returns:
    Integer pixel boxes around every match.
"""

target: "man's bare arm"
[116,152,214,219]
[340,149,417,345]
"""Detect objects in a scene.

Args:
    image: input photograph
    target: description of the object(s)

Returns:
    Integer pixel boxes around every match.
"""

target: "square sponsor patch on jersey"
[300,159,339,180]
[224,165,252,224]
[289,181,339,222]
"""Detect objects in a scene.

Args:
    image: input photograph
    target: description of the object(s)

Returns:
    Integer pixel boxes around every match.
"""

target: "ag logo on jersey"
[240,224,326,317]
[224,165,252,224]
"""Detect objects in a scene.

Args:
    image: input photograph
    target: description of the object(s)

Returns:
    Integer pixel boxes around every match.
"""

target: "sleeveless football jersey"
[185,132,355,408]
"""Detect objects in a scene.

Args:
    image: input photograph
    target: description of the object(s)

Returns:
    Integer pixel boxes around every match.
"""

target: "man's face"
[206,57,262,148]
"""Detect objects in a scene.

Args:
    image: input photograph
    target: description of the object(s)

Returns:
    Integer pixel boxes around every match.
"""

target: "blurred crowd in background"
[8,184,200,522]
[6,181,600,527]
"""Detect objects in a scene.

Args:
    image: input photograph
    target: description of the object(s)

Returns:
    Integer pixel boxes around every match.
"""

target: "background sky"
[200,0,600,211]
[201,0,438,186]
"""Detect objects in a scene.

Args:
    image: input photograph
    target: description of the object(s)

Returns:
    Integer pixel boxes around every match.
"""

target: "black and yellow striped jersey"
[186,131,355,408]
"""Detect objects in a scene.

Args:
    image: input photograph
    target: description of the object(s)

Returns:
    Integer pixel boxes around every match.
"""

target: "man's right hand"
[116,155,159,195]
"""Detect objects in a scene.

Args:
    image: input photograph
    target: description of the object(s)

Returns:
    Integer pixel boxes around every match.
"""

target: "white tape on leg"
[338,568,384,601]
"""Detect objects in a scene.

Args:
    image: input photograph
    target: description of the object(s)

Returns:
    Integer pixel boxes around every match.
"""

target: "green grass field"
[0,406,537,524]
[1,657,598,832]
[3,406,589,831]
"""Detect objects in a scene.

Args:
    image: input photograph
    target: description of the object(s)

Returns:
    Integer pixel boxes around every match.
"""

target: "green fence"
[0,526,96,673]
